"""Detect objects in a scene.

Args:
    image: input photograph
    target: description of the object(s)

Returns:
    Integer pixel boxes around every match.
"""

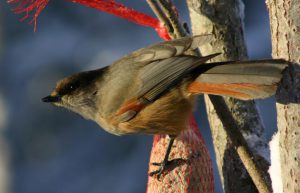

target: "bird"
[42,34,288,178]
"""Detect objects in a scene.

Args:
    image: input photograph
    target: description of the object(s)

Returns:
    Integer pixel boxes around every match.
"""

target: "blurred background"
[0,1,275,193]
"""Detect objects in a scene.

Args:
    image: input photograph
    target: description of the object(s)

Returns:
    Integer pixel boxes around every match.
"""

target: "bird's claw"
[149,161,170,180]
[149,158,185,180]
[151,162,163,166]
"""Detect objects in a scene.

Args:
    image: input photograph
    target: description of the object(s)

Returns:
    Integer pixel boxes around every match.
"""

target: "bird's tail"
[188,59,288,100]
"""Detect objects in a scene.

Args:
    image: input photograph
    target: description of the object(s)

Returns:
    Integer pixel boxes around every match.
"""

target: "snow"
[269,133,283,193]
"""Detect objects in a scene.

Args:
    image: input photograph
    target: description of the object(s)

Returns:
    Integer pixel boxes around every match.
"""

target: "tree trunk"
[266,1,300,192]
[186,0,271,192]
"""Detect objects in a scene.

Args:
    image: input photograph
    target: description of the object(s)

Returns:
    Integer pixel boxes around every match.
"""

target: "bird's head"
[42,68,107,120]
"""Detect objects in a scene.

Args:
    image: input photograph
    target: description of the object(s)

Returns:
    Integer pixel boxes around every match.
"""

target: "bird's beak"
[41,95,61,103]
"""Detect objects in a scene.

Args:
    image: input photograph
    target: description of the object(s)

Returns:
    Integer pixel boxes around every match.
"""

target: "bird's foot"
[149,158,185,180]
[149,161,170,179]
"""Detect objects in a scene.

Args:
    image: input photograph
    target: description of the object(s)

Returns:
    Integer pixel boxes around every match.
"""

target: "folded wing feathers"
[137,53,220,101]
[127,34,214,63]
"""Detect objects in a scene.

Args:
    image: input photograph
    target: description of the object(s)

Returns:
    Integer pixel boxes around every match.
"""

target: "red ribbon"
[8,0,171,39]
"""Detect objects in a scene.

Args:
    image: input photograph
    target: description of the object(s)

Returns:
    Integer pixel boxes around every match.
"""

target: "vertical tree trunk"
[266,1,300,192]
[186,0,271,192]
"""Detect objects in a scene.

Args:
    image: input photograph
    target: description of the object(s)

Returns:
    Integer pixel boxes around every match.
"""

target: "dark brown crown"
[55,67,107,96]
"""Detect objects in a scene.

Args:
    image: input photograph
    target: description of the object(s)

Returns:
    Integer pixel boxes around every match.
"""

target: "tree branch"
[156,0,186,38]
[146,0,174,37]
[147,0,187,38]
[209,95,271,193]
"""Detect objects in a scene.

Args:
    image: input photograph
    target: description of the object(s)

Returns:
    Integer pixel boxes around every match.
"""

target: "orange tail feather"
[187,82,276,100]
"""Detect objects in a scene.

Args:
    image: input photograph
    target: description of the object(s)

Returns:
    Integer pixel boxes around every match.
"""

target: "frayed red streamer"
[8,0,50,31]
[67,0,171,40]
[8,0,171,39]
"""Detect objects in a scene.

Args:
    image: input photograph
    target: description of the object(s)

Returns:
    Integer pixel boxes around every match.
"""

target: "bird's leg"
[150,136,180,179]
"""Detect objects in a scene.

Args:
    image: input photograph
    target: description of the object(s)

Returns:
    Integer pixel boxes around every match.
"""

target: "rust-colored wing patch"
[187,82,275,100]
[116,98,146,116]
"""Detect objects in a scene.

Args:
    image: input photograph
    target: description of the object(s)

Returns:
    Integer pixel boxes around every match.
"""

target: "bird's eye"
[65,81,80,93]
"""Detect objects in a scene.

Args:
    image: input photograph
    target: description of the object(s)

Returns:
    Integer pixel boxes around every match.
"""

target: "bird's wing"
[136,54,220,102]
[115,54,219,121]
[116,34,214,65]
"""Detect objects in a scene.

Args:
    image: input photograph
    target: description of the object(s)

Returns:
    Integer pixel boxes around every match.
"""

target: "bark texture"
[186,0,271,192]
[266,0,300,192]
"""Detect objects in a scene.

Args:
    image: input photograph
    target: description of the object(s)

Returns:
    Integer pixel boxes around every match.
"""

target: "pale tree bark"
[266,1,300,193]
[186,0,272,192]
